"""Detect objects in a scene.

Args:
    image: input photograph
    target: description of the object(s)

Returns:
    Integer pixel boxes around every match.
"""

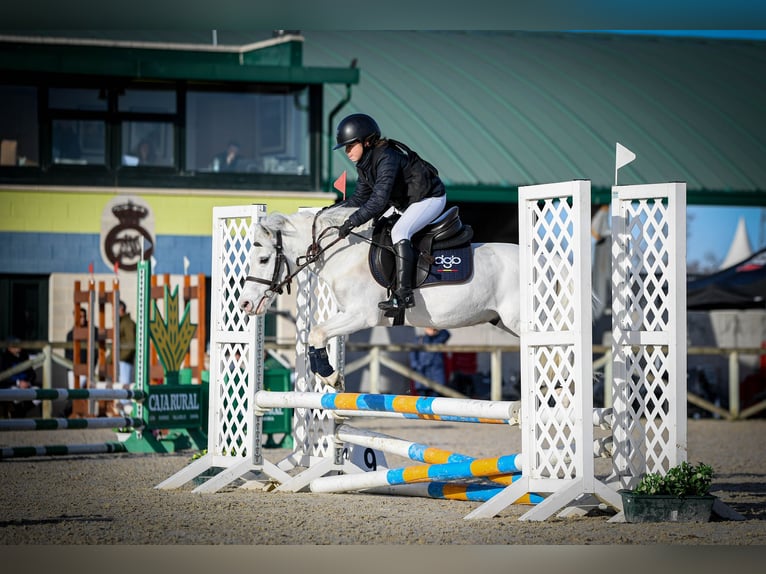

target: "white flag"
[183,256,190,275]
[615,142,636,185]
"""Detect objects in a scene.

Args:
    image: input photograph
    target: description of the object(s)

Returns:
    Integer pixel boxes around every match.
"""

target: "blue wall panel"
[0,232,213,276]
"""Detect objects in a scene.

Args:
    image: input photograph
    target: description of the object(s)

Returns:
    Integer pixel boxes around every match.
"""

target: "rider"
[332,113,447,315]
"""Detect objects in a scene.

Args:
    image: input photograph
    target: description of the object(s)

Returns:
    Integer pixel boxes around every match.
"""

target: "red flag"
[113,261,119,274]
[88,262,93,275]
[333,170,347,200]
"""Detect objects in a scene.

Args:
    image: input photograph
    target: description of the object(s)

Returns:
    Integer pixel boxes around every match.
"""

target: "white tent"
[720,216,753,270]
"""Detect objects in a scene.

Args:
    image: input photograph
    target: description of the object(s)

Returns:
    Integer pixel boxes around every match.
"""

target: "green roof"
[0,32,359,85]
[302,31,766,205]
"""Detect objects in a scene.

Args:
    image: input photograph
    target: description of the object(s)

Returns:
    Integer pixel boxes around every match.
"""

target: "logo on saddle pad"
[368,207,474,289]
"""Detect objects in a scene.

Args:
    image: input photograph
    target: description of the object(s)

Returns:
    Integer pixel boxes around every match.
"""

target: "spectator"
[135,138,158,166]
[107,301,136,416]
[408,327,450,396]
[212,141,244,172]
[0,337,38,418]
[66,306,90,389]
[591,204,611,318]
[116,300,136,385]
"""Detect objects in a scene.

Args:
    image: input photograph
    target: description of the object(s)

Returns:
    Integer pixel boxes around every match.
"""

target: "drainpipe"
[327,58,357,194]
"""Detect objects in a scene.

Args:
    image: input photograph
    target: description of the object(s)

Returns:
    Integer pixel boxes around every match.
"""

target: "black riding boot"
[378,239,416,316]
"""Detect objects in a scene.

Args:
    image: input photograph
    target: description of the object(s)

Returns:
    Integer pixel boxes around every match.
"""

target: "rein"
[244,212,395,307]
[244,213,348,300]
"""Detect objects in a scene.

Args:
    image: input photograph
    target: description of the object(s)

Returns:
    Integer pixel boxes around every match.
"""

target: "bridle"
[242,210,395,312]
[243,214,345,307]
[244,230,294,298]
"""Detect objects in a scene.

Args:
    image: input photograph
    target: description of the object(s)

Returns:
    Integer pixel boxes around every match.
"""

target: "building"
[2,31,765,395]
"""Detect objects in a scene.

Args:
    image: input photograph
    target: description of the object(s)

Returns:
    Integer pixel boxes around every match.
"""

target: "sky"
[687,206,764,271]
[601,30,766,273]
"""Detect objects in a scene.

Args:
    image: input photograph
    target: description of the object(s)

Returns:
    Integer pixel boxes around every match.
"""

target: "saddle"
[369,206,474,290]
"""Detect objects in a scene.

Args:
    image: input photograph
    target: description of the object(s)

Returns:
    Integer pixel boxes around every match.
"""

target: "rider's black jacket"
[343,140,445,228]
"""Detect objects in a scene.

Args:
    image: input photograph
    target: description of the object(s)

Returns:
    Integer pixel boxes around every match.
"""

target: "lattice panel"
[216,217,255,334]
[529,198,576,332]
[214,342,250,457]
[623,199,670,333]
[532,345,578,479]
[517,181,592,503]
[208,205,264,466]
[611,185,686,490]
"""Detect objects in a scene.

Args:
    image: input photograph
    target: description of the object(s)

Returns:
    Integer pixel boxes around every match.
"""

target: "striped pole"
[337,424,475,464]
[0,442,128,459]
[0,417,143,432]
[334,406,612,427]
[255,391,520,423]
[310,453,522,494]
[338,424,518,487]
[366,482,545,504]
[333,409,509,424]
[0,389,147,402]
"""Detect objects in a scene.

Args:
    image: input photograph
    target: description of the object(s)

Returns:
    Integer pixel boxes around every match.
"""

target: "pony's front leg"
[307,310,377,390]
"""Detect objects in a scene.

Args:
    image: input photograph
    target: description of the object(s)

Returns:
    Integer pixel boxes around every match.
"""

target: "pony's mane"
[262,207,367,231]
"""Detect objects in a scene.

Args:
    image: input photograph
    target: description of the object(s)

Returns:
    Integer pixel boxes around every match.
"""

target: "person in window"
[212,140,244,172]
[135,138,158,166]
[331,113,447,316]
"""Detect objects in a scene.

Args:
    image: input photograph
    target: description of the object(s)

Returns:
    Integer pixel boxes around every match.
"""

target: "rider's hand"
[338,220,354,239]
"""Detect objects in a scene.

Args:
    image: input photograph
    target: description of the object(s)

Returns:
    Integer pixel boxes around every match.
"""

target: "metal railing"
[4,340,765,420]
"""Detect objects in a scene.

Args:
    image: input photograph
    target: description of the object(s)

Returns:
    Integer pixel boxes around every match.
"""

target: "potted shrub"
[620,461,716,523]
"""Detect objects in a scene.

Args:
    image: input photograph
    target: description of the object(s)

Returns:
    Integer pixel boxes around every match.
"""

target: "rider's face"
[345,141,363,163]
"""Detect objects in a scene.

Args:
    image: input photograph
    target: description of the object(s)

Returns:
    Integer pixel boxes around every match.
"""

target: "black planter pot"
[619,490,716,523]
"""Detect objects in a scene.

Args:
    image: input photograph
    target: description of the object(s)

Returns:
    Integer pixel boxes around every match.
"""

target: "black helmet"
[333,113,380,150]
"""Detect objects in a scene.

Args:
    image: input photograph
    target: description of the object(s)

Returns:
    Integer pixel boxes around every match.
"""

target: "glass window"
[121,121,175,167]
[49,87,107,111]
[52,119,105,165]
[0,85,39,167]
[118,89,176,114]
[186,88,309,175]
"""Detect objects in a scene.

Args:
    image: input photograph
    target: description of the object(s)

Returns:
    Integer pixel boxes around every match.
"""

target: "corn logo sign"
[149,285,197,375]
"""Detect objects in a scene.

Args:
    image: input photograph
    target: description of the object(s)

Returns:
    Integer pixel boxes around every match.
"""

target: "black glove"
[338,220,355,239]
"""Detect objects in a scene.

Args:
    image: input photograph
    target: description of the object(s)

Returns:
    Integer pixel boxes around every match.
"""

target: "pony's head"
[238,213,299,316]
[237,207,362,316]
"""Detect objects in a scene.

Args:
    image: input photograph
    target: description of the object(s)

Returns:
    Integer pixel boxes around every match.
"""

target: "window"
[0,85,39,167]
[119,89,176,169]
[49,87,108,111]
[52,119,105,165]
[0,80,318,189]
[186,87,309,175]
[121,121,175,167]
[118,89,175,114]
[49,87,107,166]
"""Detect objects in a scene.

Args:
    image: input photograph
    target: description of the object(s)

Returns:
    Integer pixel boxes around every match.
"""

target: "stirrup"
[378,291,414,315]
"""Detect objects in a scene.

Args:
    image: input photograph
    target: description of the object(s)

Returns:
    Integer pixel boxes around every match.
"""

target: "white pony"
[238,207,522,387]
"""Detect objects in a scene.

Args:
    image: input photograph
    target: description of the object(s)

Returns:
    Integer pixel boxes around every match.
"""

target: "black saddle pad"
[368,219,474,289]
